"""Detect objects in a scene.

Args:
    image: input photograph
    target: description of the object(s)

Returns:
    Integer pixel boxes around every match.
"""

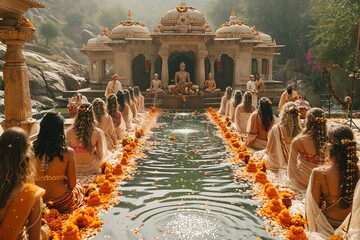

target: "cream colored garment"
[225,99,234,117]
[218,96,229,115]
[334,180,360,239]
[235,112,251,133]
[305,168,335,239]
[265,124,290,170]
[287,139,321,191]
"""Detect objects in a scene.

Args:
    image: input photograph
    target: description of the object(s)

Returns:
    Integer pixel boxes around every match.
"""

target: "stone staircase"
[62,81,285,110]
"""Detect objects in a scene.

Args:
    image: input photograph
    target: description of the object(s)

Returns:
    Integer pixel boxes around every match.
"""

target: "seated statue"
[147,73,163,93]
[174,62,190,87]
[204,73,220,93]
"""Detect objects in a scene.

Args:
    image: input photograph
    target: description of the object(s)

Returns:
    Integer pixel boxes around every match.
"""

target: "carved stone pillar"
[257,58,262,76]
[159,45,169,88]
[197,48,207,89]
[197,56,205,89]
[268,57,273,81]
[233,55,241,87]
[126,53,133,87]
[209,57,215,76]
[0,25,36,134]
[150,57,156,78]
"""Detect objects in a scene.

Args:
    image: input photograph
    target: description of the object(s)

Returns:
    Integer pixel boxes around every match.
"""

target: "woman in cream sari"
[265,102,301,170]
[218,86,232,115]
[287,107,327,191]
[306,125,360,239]
[0,128,45,240]
[234,91,256,133]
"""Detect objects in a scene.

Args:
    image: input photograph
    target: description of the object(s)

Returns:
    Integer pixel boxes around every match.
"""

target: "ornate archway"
[215,54,233,91]
[132,54,151,91]
[168,51,196,85]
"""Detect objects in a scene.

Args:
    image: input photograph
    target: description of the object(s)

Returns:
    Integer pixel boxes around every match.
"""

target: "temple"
[81,1,283,91]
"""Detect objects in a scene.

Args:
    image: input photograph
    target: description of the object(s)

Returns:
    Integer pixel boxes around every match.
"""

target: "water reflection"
[96,111,278,240]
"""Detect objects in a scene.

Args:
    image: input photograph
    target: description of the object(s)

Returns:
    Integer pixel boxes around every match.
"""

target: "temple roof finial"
[127,10,134,21]
[231,6,237,17]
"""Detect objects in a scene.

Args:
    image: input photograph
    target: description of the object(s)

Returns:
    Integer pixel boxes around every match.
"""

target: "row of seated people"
[0,84,148,239]
[218,87,360,238]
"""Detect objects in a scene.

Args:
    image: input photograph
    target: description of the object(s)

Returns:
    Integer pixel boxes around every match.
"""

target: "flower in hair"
[7,144,12,148]
[315,116,326,123]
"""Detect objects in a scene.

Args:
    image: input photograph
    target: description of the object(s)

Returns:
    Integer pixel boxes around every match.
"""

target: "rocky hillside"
[0,43,87,114]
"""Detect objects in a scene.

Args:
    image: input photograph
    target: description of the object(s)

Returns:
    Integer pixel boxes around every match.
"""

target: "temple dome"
[155,1,210,34]
[215,8,254,39]
[87,37,97,45]
[258,32,274,46]
[110,10,151,40]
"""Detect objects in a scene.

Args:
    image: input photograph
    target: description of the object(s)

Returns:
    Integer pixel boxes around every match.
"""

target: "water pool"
[96,111,279,240]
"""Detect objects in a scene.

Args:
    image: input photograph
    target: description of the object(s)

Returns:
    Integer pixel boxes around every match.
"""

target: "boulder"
[28,67,51,97]
[274,59,305,82]
[59,71,86,90]
[42,71,66,97]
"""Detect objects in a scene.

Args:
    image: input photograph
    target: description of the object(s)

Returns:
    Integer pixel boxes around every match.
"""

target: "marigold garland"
[42,107,158,239]
[207,107,308,240]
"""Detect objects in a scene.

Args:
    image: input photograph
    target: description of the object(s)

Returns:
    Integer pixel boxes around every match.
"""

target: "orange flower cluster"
[254,171,269,184]
[207,107,308,239]
[42,107,158,239]
[285,225,307,240]
[62,222,81,240]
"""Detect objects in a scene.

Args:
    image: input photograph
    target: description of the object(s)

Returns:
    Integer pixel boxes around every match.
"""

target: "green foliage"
[98,7,126,29]
[39,21,59,46]
[310,0,360,70]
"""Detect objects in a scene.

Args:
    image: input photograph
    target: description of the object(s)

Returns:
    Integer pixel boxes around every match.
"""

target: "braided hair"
[303,107,327,157]
[107,94,118,120]
[326,125,359,208]
[73,103,96,150]
[116,90,126,111]
[280,102,301,139]
[92,98,106,124]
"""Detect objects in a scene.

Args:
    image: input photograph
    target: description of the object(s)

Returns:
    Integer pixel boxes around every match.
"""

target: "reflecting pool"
[97,111,279,240]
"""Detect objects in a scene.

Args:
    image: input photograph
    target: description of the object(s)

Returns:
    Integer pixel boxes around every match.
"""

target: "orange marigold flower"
[224,132,232,139]
[285,225,307,240]
[87,191,102,206]
[269,199,285,214]
[291,213,307,227]
[99,180,114,194]
[48,218,63,232]
[121,157,128,165]
[265,186,279,199]
[246,160,258,173]
[62,222,81,240]
[278,209,292,228]
[254,171,269,184]
[112,163,124,175]
[43,208,59,222]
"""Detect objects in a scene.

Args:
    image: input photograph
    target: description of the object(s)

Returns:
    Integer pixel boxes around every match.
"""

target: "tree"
[39,21,59,46]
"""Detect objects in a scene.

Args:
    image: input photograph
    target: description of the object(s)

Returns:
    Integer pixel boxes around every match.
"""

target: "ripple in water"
[96,112,279,240]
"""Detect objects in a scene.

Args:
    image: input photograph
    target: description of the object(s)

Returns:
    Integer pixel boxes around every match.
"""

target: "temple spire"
[127,10,133,21]
[230,6,237,22]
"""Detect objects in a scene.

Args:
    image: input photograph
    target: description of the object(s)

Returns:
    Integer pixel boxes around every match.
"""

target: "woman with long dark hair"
[66,103,107,174]
[287,107,327,190]
[234,91,256,132]
[118,90,134,130]
[246,97,276,149]
[106,94,125,140]
[218,86,232,115]
[306,125,360,238]
[0,127,45,239]
[92,98,117,149]
[34,112,84,213]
